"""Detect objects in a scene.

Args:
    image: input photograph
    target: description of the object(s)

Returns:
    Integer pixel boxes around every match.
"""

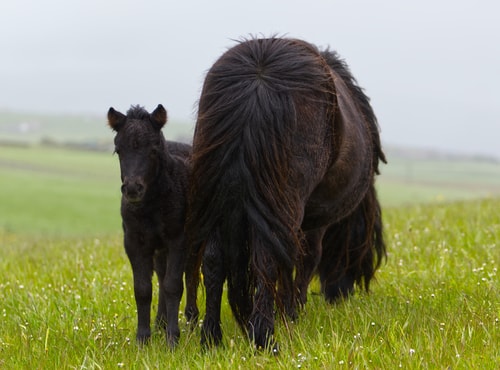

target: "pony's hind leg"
[319,185,385,303]
[248,242,280,352]
[201,236,226,347]
[294,229,325,309]
[318,210,362,303]
[249,281,278,352]
[277,271,296,320]
[320,270,355,302]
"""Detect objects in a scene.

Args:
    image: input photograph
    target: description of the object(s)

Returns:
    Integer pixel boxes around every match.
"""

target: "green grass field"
[0,144,499,368]
[0,145,121,237]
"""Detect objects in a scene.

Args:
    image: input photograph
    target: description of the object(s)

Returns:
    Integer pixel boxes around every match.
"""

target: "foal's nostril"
[121,184,126,194]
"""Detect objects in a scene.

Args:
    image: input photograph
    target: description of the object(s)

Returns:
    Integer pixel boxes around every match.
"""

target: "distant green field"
[377,156,500,207]
[1,144,499,236]
[0,145,121,237]
[0,110,194,144]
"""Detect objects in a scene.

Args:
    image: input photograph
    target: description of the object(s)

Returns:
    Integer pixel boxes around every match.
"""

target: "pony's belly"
[302,198,351,231]
[302,175,369,231]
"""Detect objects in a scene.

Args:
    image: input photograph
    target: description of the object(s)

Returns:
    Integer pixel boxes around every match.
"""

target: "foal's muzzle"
[121,178,146,203]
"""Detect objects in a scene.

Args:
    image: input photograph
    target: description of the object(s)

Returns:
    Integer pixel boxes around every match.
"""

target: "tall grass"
[1,198,498,368]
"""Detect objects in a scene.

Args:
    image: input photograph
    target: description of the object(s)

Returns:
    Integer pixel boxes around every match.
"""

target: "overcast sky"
[1,0,499,158]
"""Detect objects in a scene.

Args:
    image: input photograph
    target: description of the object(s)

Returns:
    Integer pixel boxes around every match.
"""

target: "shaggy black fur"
[187,37,386,350]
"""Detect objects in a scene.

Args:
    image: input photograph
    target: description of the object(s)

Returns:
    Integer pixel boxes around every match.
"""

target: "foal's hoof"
[135,328,151,345]
[136,332,151,345]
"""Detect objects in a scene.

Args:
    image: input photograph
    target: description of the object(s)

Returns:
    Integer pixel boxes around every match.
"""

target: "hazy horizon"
[1,1,499,158]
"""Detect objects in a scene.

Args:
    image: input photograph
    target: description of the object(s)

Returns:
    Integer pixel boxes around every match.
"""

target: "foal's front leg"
[127,249,154,344]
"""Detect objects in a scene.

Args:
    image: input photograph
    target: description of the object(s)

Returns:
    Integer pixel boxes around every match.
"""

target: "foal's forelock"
[116,124,167,203]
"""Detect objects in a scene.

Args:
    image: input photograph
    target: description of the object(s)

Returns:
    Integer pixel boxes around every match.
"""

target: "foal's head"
[108,104,167,203]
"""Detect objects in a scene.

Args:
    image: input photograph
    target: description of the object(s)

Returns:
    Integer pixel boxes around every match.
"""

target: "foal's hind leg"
[154,250,168,330]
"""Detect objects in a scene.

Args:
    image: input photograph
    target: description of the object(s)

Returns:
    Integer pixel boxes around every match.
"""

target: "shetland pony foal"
[108,104,198,347]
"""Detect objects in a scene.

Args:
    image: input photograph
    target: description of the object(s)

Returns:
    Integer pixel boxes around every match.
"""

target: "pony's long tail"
[318,184,386,302]
[224,208,253,329]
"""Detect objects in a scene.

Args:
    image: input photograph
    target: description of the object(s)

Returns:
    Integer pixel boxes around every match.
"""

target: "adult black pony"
[108,104,199,348]
[187,37,386,350]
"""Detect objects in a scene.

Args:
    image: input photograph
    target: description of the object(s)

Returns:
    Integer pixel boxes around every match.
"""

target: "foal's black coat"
[187,37,386,349]
[108,105,198,347]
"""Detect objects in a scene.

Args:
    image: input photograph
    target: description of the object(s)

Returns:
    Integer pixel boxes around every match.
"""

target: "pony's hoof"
[285,306,299,321]
[184,306,200,327]
[155,317,168,330]
[166,333,180,349]
[255,340,279,355]
[201,328,222,348]
[271,342,280,356]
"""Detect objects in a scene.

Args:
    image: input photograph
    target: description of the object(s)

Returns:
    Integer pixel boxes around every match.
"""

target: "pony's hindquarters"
[187,37,337,349]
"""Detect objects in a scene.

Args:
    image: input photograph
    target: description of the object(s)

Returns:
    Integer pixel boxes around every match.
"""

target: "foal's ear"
[107,107,126,131]
[150,104,167,130]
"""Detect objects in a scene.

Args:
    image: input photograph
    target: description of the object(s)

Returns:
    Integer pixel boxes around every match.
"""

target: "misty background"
[1,0,499,158]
